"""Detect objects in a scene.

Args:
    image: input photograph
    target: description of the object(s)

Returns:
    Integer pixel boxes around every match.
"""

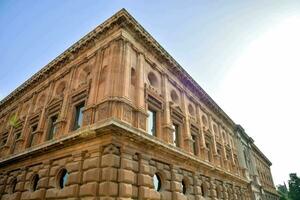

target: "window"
[0,132,8,147]
[58,169,69,189]
[181,179,187,194]
[48,115,58,140]
[148,72,158,87]
[191,134,197,155]
[28,125,37,147]
[206,142,212,162]
[12,131,21,153]
[73,102,84,130]
[147,110,156,136]
[10,178,17,194]
[200,183,205,196]
[153,173,162,191]
[31,174,39,191]
[172,124,180,147]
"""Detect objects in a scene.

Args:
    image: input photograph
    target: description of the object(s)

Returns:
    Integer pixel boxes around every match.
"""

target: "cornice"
[0,118,249,185]
[253,145,272,166]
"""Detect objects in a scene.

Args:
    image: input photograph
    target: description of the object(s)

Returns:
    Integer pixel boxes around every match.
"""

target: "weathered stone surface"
[80,182,98,197]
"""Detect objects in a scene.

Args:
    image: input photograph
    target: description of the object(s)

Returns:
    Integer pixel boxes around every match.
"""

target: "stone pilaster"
[182,93,193,153]
[136,53,145,110]
[209,178,217,200]
[80,148,100,199]
[99,144,120,199]
[162,73,173,144]
[137,154,153,200]
[171,165,185,200]
[118,148,136,199]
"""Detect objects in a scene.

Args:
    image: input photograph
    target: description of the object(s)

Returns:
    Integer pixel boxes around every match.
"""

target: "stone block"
[157,162,164,170]
[164,181,171,190]
[48,177,56,188]
[118,169,135,184]
[20,191,30,200]
[26,172,33,181]
[39,169,49,178]
[173,192,187,200]
[139,164,151,175]
[30,188,46,199]
[101,154,120,168]
[121,158,134,170]
[15,182,22,191]
[80,182,98,197]
[38,177,48,188]
[132,185,138,198]
[57,184,79,198]
[83,157,99,170]
[174,173,183,182]
[102,167,118,181]
[49,166,60,177]
[161,191,172,200]
[172,182,182,192]
[132,161,139,172]
[150,190,161,200]
[45,188,57,198]
[164,171,171,180]
[99,182,118,196]
[138,174,152,187]
[66,161,81,172]
[119,183,132,197]
[83,168,100,183]
[68,172,81,185]
[138,186,150,199]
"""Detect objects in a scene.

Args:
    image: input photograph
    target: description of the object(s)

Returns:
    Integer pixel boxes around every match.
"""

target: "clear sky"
[1,0,299,185]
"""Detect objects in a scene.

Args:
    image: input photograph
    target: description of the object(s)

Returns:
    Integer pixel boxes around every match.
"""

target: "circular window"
[153,173,162,192]
[188,104,195,116]
[10,178,17,194]
[31,174,39,191]
[181,179,187,194]
[148,72,158,87]
[57,169,69,189]
[170,90,179,103]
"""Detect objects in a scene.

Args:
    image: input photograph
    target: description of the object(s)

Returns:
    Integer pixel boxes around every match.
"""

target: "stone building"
[0,9,278,200]
[235,126,278,200]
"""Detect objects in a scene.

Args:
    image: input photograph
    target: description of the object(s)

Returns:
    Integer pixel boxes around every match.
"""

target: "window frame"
[72,101,85,131]
[47,114,58,140]
[27,124,38,148]
[147,109,157,136]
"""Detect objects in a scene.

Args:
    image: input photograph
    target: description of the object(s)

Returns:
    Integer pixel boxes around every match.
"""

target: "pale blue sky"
[1,0,300,185]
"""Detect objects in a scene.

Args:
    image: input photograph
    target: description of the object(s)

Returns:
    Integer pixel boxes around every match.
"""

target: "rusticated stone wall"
[0,133,251,200]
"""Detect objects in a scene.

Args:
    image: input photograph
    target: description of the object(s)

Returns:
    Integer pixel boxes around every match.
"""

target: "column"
[181,93,193,153]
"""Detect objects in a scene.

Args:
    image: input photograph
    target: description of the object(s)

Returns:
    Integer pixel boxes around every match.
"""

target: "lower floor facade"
[0,120,263,200]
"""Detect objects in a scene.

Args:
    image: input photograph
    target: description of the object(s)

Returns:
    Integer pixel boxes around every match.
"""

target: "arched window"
[170,90,179,104]
[31,174,39,191]
[10,178,17,194]
[181,180,187,194]
[57,169,69,189]
[148,72,158,87]
[153,173,162,192]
